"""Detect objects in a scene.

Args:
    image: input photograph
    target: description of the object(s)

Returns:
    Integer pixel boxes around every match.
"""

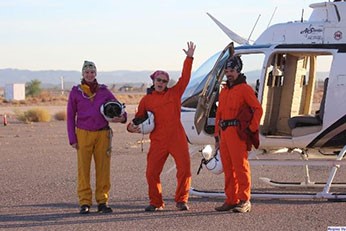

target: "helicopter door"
[194,42,234,134]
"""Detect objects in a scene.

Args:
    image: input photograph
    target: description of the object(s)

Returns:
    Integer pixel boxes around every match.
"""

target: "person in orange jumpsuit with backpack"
[214,55,263,213]
[127,41,196,212]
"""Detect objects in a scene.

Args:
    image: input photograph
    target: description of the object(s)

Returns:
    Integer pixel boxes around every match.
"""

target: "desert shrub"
[54,111,67,121]
[16,108,51,122]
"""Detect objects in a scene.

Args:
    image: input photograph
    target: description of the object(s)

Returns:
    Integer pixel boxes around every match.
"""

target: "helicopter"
[180,0,346,200]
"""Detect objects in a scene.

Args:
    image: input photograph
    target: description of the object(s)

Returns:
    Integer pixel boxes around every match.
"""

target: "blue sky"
[0,0,318,72]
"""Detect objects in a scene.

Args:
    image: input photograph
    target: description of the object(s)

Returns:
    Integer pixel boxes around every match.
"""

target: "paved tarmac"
[0,117,346,231]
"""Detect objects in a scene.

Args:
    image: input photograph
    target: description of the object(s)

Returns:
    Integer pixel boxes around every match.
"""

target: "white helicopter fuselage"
[181,1,346,153]
[182,1,346,200]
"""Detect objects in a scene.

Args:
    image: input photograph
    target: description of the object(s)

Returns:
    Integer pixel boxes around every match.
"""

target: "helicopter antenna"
[267,7,278,28]
[247,14,261,44]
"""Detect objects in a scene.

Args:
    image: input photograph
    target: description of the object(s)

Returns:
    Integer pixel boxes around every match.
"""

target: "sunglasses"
[156,78,168,83]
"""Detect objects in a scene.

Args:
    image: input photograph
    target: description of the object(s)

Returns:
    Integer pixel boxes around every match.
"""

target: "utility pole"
[61,76,64,95]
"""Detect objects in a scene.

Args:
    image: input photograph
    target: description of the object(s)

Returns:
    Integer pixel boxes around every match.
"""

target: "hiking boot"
[215,202,237,212]
[233,201,251,213]
[176,202,189,211]
[97,203,113,213]
[79,205,90,214]
[144,205,163,212]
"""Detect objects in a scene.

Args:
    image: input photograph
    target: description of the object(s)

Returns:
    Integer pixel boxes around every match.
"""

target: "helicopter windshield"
[181,51,220,103]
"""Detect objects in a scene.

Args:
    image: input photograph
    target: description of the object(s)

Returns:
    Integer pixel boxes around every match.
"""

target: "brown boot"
[144,205,164,212]
[233,201,251,213]
[215,202,237,212]
[176,202,189,211]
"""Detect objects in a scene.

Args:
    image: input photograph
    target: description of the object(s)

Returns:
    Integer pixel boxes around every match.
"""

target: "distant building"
[118,84,134,92]
[5,83,25,101]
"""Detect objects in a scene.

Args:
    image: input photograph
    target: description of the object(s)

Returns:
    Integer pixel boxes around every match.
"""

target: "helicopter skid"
[259,177,346,188]
[189,187,346,201]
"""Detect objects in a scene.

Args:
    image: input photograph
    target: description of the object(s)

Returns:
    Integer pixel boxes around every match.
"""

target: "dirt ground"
[0,103,346,230]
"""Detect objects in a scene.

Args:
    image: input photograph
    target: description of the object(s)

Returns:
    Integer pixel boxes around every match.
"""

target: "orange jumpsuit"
[215,82,262,205]
[135,57,193,208]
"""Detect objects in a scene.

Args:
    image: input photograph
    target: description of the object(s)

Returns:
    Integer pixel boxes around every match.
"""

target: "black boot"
[79,205,90,214]
[97,203,113,213]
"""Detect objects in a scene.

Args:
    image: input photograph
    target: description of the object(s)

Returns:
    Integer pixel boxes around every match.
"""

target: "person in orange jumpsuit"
[127,41,196,212]
[214,56,263,213]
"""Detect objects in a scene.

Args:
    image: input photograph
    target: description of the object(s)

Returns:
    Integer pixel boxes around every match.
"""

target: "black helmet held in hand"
[100,101,125,121]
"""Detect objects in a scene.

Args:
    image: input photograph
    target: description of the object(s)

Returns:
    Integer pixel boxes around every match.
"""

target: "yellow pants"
[76,128,111,206]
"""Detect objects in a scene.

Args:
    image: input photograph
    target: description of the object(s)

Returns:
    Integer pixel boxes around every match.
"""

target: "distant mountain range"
[0,68,262,86]
[0,68,328,89]
[0,69,181,89]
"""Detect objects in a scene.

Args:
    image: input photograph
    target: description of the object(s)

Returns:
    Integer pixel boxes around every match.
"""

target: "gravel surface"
[0,106,345,231]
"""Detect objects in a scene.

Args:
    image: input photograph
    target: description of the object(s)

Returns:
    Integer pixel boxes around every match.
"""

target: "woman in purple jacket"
[67,60,127,214]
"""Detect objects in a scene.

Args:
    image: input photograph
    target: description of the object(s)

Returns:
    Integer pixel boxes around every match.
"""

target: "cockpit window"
[182,52,220,103]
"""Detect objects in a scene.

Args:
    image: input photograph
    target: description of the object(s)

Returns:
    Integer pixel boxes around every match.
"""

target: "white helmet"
[204,149,223,175]
[100,101,125,121]
[135,111,155,134]
[201,145,213,160]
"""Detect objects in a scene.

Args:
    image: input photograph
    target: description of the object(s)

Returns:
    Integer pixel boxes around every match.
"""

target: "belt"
[219,119,239,130]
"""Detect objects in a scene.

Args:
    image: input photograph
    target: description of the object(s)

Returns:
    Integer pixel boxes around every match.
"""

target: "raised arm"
[173,41,196,97]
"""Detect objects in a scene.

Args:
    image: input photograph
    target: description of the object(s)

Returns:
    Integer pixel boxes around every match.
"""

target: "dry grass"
[0,92,144,106]
[16,108,52,123]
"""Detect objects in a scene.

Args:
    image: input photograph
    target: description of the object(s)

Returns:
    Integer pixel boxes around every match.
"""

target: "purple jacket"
[67,84,127,145]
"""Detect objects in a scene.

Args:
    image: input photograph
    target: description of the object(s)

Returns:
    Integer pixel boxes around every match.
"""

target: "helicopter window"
[205,51,230,99]
[240,53,265,89]
[182,51,264,110]
[182,52,220,106]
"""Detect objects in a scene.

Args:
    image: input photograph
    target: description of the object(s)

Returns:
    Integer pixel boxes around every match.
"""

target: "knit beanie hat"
[225,56,243,73]
[82,60,97,74]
